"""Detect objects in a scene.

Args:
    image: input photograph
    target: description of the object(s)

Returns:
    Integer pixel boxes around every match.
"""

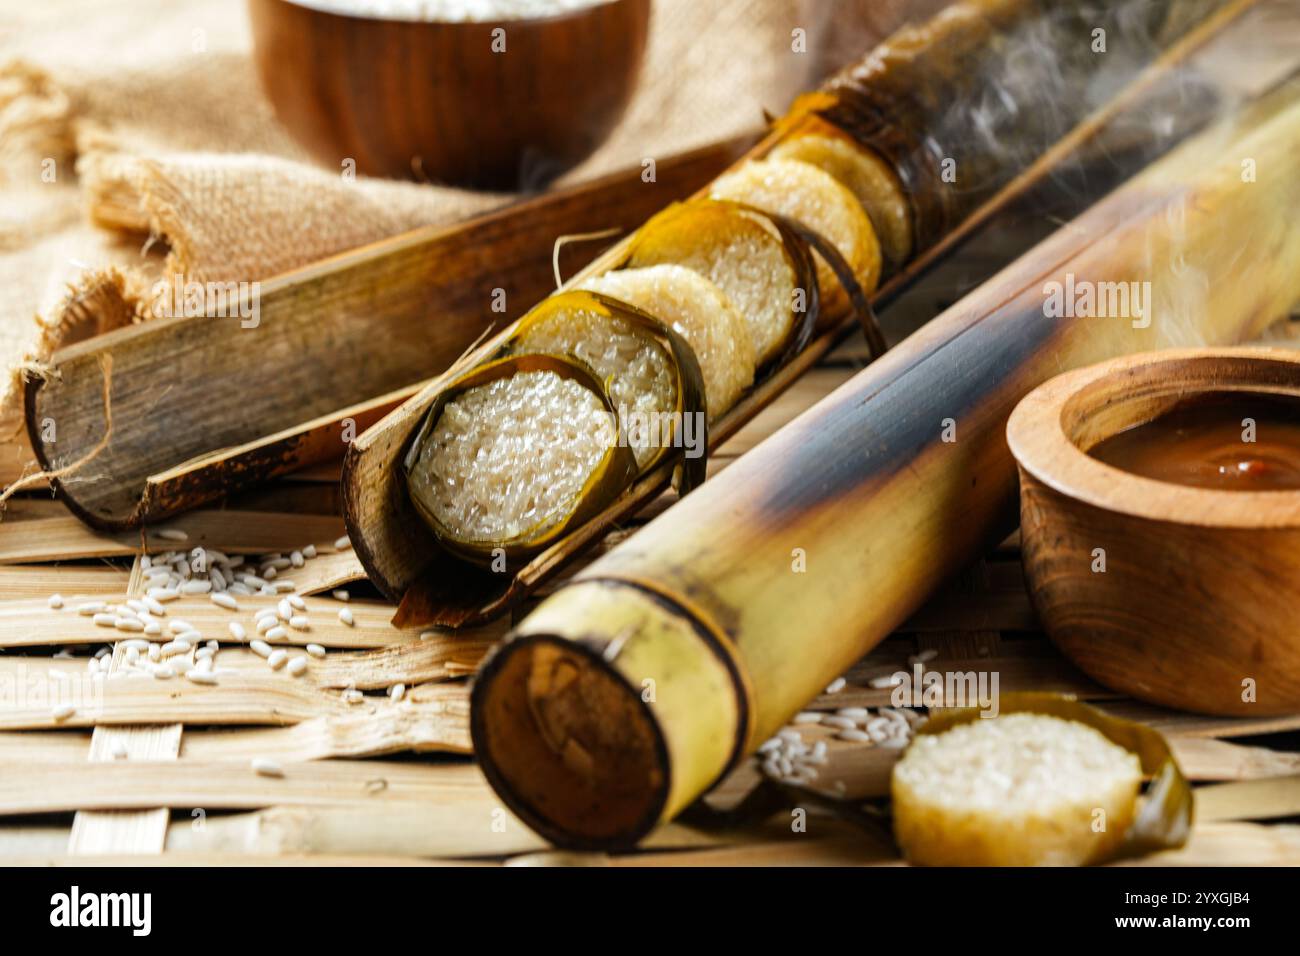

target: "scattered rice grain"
[251,757,284,778]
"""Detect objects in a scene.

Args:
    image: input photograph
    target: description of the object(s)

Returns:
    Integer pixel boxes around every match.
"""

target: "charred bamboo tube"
[473,82,1300,849]
[345,0,1223,628]
[801,0,1210,252]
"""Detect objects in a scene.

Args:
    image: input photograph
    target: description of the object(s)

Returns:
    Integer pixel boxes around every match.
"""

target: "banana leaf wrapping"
[912,694,1192,862]
[394,291,708,623]
[682,693,1192,865]
[403,352,639,566]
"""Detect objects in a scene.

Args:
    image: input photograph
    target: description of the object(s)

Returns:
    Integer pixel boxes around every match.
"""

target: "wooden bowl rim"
[271,0,636,29]
[1007,346,1300,529]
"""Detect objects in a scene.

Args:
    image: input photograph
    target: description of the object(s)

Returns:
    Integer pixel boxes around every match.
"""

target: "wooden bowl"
[247,0,650,189]
[1007,347,1300,717]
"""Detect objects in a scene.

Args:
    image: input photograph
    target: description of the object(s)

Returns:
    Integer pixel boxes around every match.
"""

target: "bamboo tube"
[799,0,1217,251]
[345,0,1233,628]
[473,82,1300,849]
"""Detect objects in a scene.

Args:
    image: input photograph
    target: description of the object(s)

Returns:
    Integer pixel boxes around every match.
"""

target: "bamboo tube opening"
[472,634,668,849]
[472,578,747,848]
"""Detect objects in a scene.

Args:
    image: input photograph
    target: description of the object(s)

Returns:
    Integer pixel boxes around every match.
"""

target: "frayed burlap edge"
[0,60,75,184]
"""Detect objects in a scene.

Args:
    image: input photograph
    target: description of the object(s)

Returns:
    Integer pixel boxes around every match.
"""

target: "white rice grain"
[251,757,284,778]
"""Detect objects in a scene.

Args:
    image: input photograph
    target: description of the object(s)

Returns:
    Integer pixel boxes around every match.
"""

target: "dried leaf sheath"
[403,353,638,565]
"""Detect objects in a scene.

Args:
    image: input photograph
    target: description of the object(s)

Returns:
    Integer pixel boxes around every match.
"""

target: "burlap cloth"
[0,0,939,470]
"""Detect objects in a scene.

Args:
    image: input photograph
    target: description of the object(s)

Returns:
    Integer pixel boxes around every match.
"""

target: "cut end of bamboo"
[471,578,747,849]
[472,634,668,849]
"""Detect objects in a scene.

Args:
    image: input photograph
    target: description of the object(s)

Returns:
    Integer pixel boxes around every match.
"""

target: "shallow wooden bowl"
[1007,347,1300,717]
[247,0,650,189]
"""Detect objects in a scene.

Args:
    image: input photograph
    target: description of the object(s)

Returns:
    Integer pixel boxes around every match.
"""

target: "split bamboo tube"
[473,82,1300,849]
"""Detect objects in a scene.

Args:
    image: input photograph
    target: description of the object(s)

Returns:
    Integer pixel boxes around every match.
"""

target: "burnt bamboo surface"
[340,0,1252,628]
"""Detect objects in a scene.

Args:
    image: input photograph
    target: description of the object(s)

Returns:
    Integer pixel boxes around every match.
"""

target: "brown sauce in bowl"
[1088,392,1300,491]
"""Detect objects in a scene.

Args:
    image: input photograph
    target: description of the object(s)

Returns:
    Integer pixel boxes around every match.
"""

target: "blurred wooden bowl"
[248,0,651,189]
[1007,348,1300,717]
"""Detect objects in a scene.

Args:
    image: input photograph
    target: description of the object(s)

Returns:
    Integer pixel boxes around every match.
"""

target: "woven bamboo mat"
[0,324,1296,867]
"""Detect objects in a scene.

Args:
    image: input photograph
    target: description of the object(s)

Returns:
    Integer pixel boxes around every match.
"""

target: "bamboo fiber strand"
[0,671,353,730]
[178,704,471,759]
[0,510,346,563]
[0,690,470,761]
[0,594,501,649]
[0,758,499,814]
[1194,775,1300,823]
[0,565,130,600]
[67,723,180,855]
